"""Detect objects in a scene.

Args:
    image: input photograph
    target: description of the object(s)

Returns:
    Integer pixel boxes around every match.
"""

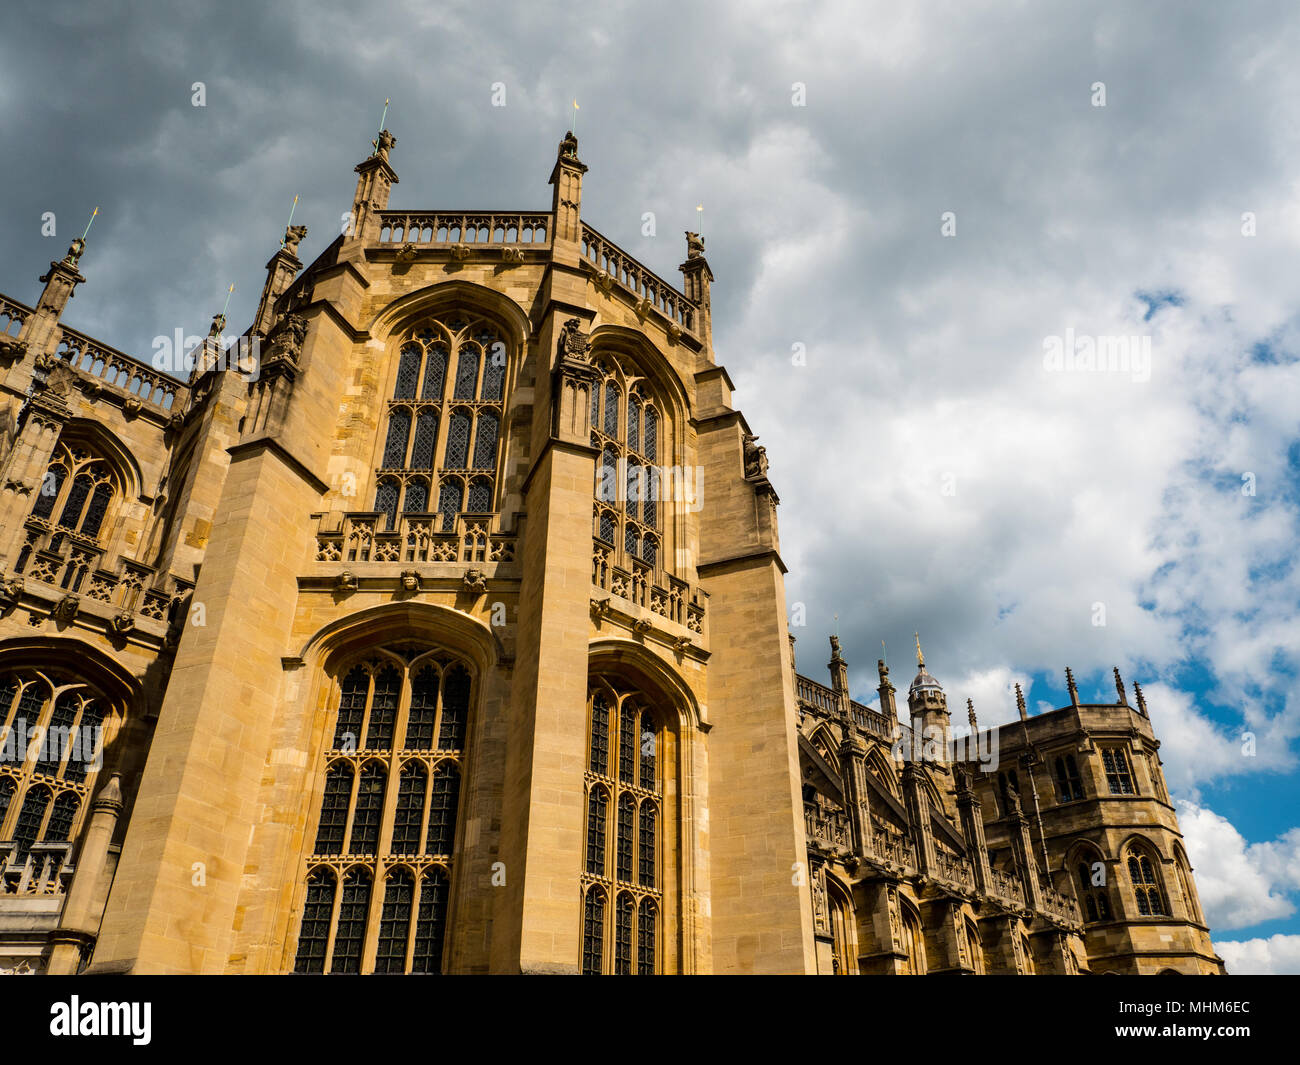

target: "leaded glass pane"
[13,785,51,859]
[421,345,447,400]
[481,348,505,400]
[294,869,335,974]
[639,710,657,790]
[10,683,46,744]
[626,463,640,522]
[597,447,617,503]
[33,465,66,519]
[411,411,438,470]
[0,674,17,724]
[628,395,641,453]
[619,703,636,783]
[644,407,658,462]
[80,482,112,539]
[404,668,438,749]
[437,481,461,533]
[604,383,619,437]
[453,347,480,399]
[616,794,635,882]
[439,666,470,750]
[445,412,471,469]
[0,777,14,828]
[624,523,638,557]
[426,766,460,855]
[365,666,401,749]
[614,893,634,975]
[586,788,607,876]
[472,412,498,470]
[589,693,609,775]
[590,382,599,430]
[330,870,371,974]
[34,692,78,777]
[63,700,100,784]
[642,536,657,568]
[403,479,428,513]
[598,510,615,543]
[334,667,368,750]
[392,763,427,854]
[374,870,415,973]
[467,478,492,514]
[382,409,411,469]
[42,792,79,842]
[348,764,386,854]
[582,888,605,975]
[313,763,352,855]
[57,474,92,531]
[395,344,421,399]
[374,480,399,532]
[637,899,656,974]
[412,871,449,973]
[639,802,657,888]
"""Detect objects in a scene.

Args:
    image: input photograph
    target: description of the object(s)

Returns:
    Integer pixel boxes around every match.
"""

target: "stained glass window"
[440,667,470,749]
[445,412,471,469]
[411,411,438,470]
[42,791,79,842]
[81,482,113,538]
[642,536,657,568]
[619,703,636,783]
[1129,852,1167,916]
[598,447,617,503]
[644,408,658,462]
[589,693,609,775]
[1103,748,1135,795]
[374,480,399,532]
[293,869,334,973]
[33,464,66,519]
[34,692,78,777]
[348,764,386,854]
[639,710,656,789]
[334,667,367,749]
[392,763,427,854]
[58,474,92,531]
[12,785,51,859]
[404,668,438,749]
[437,481,461,533]
[412,870,449,973]
[582,887,605,975]
[330,869,371,974]
[614,893,634,975]
[366,667,401,749]
[586,788,607,876]
[598,510,616,543]
[313,764,352,856]
[427,766,460,855]
[374,869,415,973]
[472,412,498,470]
[422,346,447,400]
[403,479,428,514]
[382,409,411,468]
[454,348,480,399]
[626,464,640,522]
[0,777,15,829]
[616,794,635,882]
[481,349,505,400]
[628,395,641,453]
[395,344,421,399]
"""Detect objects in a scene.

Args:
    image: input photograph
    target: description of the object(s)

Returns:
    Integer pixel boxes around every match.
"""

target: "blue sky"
[1,0,1298,971]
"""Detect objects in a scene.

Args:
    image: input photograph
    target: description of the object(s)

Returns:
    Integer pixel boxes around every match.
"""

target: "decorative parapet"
[934,850,977,892]
[314,512,516,568]
[13,520,164,620]
[0,841,74,897]
[1038,882,1083,926]
[988,867,1025,907]
[805,804,852,853]
[591,538,704,634]
[376,212,552,250]
[51,325,186,412]
[579,224,699,337]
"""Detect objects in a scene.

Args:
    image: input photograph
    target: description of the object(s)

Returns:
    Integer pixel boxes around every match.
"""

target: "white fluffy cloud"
[1178,800,1299,932]
[1215,934,1300,975]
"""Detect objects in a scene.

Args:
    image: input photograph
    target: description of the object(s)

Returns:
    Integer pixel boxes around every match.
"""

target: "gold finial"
[914,632,924,669]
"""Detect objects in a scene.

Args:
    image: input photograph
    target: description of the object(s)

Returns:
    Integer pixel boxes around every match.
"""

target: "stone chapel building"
[0,130,1223,974]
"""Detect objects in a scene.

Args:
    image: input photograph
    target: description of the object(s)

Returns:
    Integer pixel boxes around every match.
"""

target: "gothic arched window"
[21,442,121,585]
[589,360,666,572]
[1054,754,1084,802]
[0,672,110,874]
[375,317,507,536]
[581,678,665,974]
[1102,747,1136,795]
[294,648,474,974]
[1127,846,1168,917]
[1074,852,1113,923]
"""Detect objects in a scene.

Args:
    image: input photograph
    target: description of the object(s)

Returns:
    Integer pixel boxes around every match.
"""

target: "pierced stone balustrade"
[580,224,698,336]
[377,212,551,248]
[315,512,516,567]
[804,805,851,851]
[0,841,74,896]
[53,326,184,411]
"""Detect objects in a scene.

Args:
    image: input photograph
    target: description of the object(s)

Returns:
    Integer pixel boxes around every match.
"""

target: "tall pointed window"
[1054,754,1084,802]
[19,442,121,584]
[581,678,664,974]
[0,672,110,880]
[294,647,474,974]
[1127,846,1168,917]
[590,359,664,572]
[374,318,507,534]
[1101,747,1136,795]
[1073,849,1113,923]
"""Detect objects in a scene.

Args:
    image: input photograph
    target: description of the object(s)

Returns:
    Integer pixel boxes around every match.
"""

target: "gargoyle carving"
[282,224,308,257]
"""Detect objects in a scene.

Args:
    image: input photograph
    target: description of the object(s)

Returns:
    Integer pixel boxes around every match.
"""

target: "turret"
[907,633,950,764]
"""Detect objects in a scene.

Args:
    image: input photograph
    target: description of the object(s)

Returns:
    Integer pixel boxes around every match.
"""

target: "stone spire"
[1015,682,1027,722]
[1065,666,1079,707]
[1133,682,1148,718]
[4,236,91,366]
[346,125,398,249]
[254,222,308,337]
[828,634,849,698]
[967,697,977,731]
[1113,666,1128,706]
[549,130,587,250]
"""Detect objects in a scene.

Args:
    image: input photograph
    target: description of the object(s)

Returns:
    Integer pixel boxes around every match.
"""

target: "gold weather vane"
[914,632,924,669]
[696,203,704,241]
[372,98,390,154]
[571,98,579,137]
[281,195,299,246]
[81,207,99,241]
[220,283,234,320]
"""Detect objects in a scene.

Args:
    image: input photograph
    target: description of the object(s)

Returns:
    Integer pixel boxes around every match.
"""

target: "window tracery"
[18,442,122,587]
[374,318,506,532]
[294,648,474,974]
[582,678,664,974]
[1127,845,1168,917]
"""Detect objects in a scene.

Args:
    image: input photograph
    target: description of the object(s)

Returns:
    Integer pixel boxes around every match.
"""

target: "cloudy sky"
[2,0,1298,972]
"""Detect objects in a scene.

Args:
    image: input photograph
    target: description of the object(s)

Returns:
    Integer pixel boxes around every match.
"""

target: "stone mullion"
[322,877,344,974]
